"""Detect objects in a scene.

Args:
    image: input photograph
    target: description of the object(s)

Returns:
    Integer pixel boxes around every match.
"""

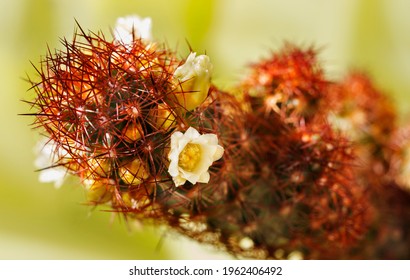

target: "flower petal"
[180,169,200,185]
[213,145,224,161]
[184,127,201,140]
[173,175,187,187]
[198,171,210,184]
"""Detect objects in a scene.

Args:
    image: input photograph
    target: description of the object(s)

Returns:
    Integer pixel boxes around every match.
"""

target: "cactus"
[25,17,410,259]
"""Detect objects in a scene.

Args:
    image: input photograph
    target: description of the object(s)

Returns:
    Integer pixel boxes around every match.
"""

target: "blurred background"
[1,0,410,259]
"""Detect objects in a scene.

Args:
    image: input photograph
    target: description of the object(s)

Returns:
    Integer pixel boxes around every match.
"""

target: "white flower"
[34,139,67,188]
[168,127,224,187]
[113,15,152,45]
[173,52,213,111]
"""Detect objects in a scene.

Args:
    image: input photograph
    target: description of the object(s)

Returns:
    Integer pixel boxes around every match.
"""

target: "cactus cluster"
[26,17,410,259]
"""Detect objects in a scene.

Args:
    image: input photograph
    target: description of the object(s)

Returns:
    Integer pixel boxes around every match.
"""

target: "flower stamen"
[178,143,202,172]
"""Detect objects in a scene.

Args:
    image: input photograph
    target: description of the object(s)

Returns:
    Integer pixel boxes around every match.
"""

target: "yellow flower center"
[178,143,202,172]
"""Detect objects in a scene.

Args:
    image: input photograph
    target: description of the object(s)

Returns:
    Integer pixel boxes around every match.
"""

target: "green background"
[1,0,410,259]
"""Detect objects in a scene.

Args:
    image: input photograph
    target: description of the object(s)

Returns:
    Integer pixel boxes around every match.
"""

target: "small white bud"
[113,15,152,45]
[173,52,213,111]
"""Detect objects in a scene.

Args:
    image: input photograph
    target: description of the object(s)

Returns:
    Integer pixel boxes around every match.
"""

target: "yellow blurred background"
[1,0,410,259]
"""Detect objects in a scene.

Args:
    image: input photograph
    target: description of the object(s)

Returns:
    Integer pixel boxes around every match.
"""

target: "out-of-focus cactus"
[327,73,410,259]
